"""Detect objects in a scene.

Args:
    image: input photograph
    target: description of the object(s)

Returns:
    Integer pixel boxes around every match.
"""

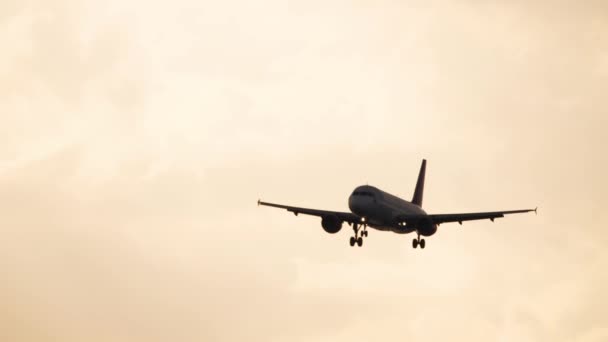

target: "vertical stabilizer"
[412,159,426,207]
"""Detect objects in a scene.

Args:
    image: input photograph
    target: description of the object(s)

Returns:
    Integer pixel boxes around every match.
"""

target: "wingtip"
[535,206,538,214]
[257,199,261,206]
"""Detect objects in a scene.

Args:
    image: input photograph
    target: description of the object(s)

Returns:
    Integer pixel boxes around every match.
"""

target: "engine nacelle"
[321,215,343,234]
[417,217,438,236]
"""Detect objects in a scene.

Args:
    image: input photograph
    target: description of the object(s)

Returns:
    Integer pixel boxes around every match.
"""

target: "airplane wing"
[429,208,537,225]
[257,200,361,224]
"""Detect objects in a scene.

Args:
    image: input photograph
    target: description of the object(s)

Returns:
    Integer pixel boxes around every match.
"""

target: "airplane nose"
[348,195,356,212]
[349,196,363,215]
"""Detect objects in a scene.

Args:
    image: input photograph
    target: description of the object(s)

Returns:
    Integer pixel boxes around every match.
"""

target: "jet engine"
[321,215,343,234]
[417,217,438,236]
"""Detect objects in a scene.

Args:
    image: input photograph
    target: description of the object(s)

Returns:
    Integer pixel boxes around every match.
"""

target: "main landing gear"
[412,234,426,249]
[349,223,367,247]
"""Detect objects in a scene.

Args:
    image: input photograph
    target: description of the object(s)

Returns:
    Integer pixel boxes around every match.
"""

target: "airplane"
[258,159,537,249]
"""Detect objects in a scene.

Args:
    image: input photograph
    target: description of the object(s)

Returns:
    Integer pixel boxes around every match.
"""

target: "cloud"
[0,0,607,341]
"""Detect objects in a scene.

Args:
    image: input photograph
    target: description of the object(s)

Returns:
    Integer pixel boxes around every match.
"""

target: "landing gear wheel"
[420,239,426,249]
[357,237,363,247]
[412,239,418,249]
[363,231,368,237]
[349,236,356,247]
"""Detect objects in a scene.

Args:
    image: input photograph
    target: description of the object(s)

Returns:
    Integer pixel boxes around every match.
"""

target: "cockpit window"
[353,191,374,197]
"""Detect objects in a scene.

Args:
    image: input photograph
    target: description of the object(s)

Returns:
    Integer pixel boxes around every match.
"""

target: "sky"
[1,0,607,341]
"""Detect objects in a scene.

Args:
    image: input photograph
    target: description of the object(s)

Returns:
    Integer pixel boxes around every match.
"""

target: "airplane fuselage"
[348,185,437,236]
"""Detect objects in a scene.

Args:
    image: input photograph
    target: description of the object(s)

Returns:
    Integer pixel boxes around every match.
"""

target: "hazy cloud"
[0,0,607,341]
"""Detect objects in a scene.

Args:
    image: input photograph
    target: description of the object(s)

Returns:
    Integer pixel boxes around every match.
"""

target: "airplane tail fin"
[412,159,426,207]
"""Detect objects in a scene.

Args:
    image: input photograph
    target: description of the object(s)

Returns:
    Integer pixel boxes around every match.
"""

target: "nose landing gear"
[349,236,363,247]
[349,223,367,247]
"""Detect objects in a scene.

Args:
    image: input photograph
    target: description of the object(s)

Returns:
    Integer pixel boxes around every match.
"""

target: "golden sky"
[1,1,607,341]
